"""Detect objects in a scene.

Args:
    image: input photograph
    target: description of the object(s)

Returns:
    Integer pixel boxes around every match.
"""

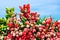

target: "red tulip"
[43,29,47,33]
[42,21,46,24]
[45,17,52,24]
[7,22,13,27]
[57,22,60,28]
[22,38,25,40]
[29,27,33,32]
[47,38,50,40]
[58,28,60,31]
[16,34,19,38]
[7,33,13,38]
[41,32,45,35]
[28,32,32,35]
[32,29,36,33]
[26,35,30,39]
[19,32,23,36]
[19,6,23,11]
[32,26,36,29]
[14,27,19,31]
[39,26,43,31]
[19,37,22,40]
[31,12,37,16]
[24,13,30,18]
[30,20,35,24]
[4,36,7,40]
[12,32,16,37]
[51,29,55,33]
[40,35,45,39]
[27,9,30,13]
[52,21,57,27]
[15,23,19,27]
[45,26,48,30]
[27,4,30,10]
[10,27,14,31]
[15,37,19,40]
[9,18,13,22]
[24,21,29,25]
[35,17,39,20]
[31,16,35,19]
[30,36,34,40]
[19,13,23,18]
[50,38,54,40]
[23,28,28,32]
[57,32,60,38]
[46,23,50,27]
[36,32,41,38]
[23,4,27,9]
[15,31,19,35]
[51,26,55,30]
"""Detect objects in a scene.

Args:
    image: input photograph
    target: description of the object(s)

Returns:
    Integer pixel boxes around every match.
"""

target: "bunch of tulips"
[0,4,60,40]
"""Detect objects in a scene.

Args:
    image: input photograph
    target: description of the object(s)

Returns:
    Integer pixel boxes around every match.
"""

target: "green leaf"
[5,8,15,19]
[11,8,14,11]
[54,27,58,32]
[21,16,27,22]
[41,16,46,22]
[36,19,41,25]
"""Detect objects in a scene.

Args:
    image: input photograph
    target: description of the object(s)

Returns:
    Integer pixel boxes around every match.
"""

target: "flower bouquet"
[0,4,60,40]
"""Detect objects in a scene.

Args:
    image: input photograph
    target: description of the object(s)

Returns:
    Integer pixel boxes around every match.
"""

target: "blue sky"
[0,0,60,20]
